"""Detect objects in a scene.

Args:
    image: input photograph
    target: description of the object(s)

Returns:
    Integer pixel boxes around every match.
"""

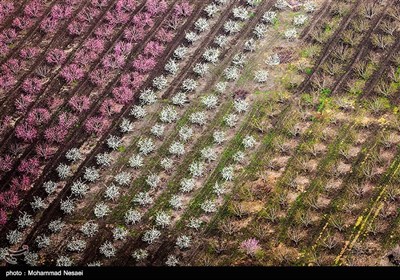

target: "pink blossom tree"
[68,21,87,36]
[51,4,73,19]
[0,208,7,226]
[156,27,174,43]
[84,116,110,136]
[24,0,43,18]
[173,1,193,18]
[132,54,156,73]
[27,108,50,126]
[15,94,34,113]
[22,77,43,95]
[40,17,58,33]
[20,47,39,59]
[11,175,32,191]
[144,40,165,57]
[15,122,38,142]
[124,26,145,42]
[112,86,134,104]
[35,143,56,159]
[89,68,110,87]
[120,72,145,89]
[145,0,168,16]
[60,63,84,83]
[240,238,261,256]
[0,155,13,172]
[68,95,91,112]
[100,98,120,116]
[46,49,66,65]
[2,58,24,74]
[44,125,68,144]
[18,157,40,177]
[132,12,154,29]
[0,190,20,209]
[116,0,136,12]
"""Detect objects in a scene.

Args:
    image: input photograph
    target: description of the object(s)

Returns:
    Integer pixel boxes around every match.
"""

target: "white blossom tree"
[153,75,167,90]
[130,105,147,119]
[65,148,82,162]
[176,235,191,249]
[179,126,193,142]
[181,78,198,92]
[204,3,219,17]
[160,106,178,123]
[233,6,249,21]
[36,234,50,249]
[201,199,217,213]
[214,35,229,47]
[56,256,73,266]
[43,181,57,195]
[56,163,71,179]
[137,137,155,155]
[125,208,142,225]
[189,111,207,126]
[244,38,256,52]
[146,173,161,189]
[48,218,65,233]
[104,184,120,201]
[120,118,134,133]
[165,255,179,266]
[180,177,196,193]
[160,157,174,172]
[94,202,110,218]
[155,211,171,228]
[139,88,157,105]
[172,92,188,106]
[60,198,75,215]
[174,45,188,60]
[133,191,153,206]
[6,230,22,245]
[132,249,148,262]
[129,154,144,169]
[106,135,122,150]
[215,81,227,94]
[201,95,218,109]
[234,99,249,113]
[80,221,99,237]
[96,152,112,167]
[83,166,100,182]
[254,70,268,83]
[169,141,185,157]
[221,166,234,181]
[142,228,161,244]
[71,180,89,197]
[193,62,209,77]
[201,146,217,162]
[224,66,239,81]
[67,238,86,252]
[194,18,209,32]
[213,130,226,145]
[189,161,205,177]
[99,241,116,258]
[187,217,203,230]
[224,113,239,127]
[151,123,165,138]
[169,195,183,210]
[114,171,132,186]
[112,227,128,241]
[203,48,220,64]
[164,58,179,75]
